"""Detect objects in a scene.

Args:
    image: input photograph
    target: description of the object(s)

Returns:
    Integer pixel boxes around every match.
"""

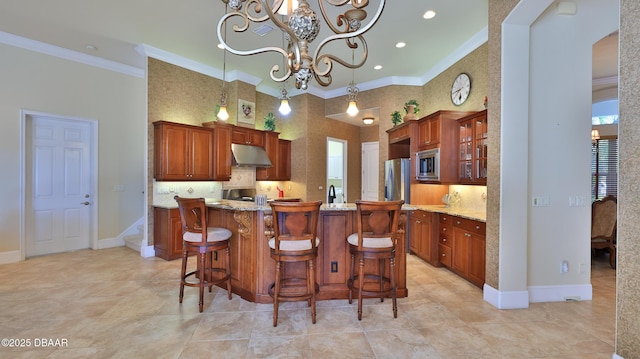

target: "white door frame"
[326,137,347,203]
[20,110,99,260]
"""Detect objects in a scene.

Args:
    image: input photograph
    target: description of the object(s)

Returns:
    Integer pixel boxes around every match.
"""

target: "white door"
[26,116,92,257]
[361,141,379,201]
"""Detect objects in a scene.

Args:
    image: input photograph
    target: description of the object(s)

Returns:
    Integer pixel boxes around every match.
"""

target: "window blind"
[591,137,618,201]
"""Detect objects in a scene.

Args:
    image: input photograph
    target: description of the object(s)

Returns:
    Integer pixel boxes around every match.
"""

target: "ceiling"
[0,1,617,126]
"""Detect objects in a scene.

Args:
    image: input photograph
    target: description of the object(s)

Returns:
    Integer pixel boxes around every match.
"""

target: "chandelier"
[217,0,386,90]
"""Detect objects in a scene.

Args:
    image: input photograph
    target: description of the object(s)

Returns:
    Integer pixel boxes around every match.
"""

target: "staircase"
[123,223,145,253]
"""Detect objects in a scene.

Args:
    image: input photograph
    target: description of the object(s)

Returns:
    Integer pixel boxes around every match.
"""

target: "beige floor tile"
[0,247,616,358]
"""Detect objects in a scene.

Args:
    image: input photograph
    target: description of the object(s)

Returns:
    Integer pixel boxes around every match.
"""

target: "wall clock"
[451,73,471,106]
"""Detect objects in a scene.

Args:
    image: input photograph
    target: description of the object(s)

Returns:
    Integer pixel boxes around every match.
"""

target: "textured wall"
[618,0,640,355]
[421,45,489,115]
[485,0,519,293]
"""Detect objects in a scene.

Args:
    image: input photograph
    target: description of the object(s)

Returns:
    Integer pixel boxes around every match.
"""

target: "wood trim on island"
[206,205,408,304]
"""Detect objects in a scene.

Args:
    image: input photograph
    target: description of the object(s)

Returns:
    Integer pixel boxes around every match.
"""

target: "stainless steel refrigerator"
[384,158,410,203]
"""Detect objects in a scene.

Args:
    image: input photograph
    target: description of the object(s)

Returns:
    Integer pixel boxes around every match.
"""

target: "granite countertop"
[411,204,486,222]
[153,200,485,222]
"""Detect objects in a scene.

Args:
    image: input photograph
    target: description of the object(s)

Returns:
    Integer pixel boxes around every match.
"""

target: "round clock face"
[451,73,471,106]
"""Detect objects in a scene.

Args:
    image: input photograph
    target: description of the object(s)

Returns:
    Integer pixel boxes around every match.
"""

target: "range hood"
[231,143,272,167]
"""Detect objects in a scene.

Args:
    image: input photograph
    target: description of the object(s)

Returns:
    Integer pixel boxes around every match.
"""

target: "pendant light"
[346,50,359,117]
[278,86,291,115]
[217,4,229,121]
[278,24,292,116]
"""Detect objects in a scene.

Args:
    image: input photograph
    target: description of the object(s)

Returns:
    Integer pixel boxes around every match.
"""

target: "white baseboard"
[528,284,592,302]
[0,250,21,265]
[613,353,624,359]
[96,237,125,249]
[140,244,156,258]
[483,283,530,309]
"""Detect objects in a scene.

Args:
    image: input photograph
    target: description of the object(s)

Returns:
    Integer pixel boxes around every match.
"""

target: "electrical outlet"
[331,261,338,273]
[561,260,569,273]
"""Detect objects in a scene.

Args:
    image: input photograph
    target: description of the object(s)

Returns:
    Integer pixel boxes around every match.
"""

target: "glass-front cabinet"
[457,110,487,184]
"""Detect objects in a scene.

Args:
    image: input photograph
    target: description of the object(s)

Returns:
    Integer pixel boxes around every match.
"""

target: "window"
[592,137,618,201]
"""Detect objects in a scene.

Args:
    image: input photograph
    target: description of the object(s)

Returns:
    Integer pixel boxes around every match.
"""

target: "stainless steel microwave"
[416,148,439,181]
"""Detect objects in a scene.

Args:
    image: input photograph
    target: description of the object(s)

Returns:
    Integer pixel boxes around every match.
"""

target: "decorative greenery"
[391,111,403,126]
[403,99,420,115]
[263,112,276,131]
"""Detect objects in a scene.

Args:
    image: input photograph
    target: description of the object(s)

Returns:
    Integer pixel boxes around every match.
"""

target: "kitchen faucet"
[328,185,336,203]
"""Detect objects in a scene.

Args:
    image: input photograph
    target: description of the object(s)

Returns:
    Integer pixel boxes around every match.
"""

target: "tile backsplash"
[152,167,259,207]
[448,185,487,212]
[153,181,222,207]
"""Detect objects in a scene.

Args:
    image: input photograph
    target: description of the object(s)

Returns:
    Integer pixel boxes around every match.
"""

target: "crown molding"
[0,31,144,78]
[138,26,488,100]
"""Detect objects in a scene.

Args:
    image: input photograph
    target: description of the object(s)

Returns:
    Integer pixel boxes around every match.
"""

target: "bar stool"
[174,196,232,313]
[268,200,322,327]
[347,200,404,320]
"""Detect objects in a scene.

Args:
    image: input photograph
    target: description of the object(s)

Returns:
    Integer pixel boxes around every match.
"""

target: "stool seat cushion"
[183,227,232,242]
[268,237,320,251]
[347,233,393,248]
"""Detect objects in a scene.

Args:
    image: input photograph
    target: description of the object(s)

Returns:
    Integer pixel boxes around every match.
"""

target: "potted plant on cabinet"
[263,112,276,131]
[391,111,403,126]
[403,99,420,121]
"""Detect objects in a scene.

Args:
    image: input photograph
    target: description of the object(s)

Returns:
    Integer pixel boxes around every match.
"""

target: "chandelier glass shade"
[278,86,292,115]
[217,0,385,90]
[345,80,359,116]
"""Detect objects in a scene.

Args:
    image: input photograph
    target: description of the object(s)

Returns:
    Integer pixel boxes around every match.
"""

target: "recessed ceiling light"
[395,42,406,48]
[85,44,98,51]
[423,10,436,19]
[374,65,382,70]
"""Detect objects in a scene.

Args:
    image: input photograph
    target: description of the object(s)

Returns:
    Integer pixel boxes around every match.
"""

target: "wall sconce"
[362,117,374,125]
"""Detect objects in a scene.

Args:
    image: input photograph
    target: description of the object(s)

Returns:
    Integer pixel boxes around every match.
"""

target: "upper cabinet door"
[153,121,214,181]
[232,127,265,147]
[456,110,487,184]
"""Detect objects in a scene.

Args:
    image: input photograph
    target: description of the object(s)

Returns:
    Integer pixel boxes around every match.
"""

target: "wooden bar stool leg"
[225,246,232,299]
[273,261,282,327]
[357,256,365,320]
[179,250,188,303]
[379,258,385,303]
[198,251,206,313]
[310,258,316,324]
[390,254,397,318]
[348,252,355,304]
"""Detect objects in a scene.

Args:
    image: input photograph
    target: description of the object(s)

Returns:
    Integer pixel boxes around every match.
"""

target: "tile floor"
[0,247,616,358]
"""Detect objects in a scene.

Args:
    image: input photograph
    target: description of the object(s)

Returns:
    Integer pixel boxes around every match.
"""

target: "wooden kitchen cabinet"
[415,110,474,184]
[438,214,454,268]
[207,208,257,300]
[212,122,232,181]
[232,126,265,147]
[153,207,183,261]
[417,117,441,149]
[277,139,291,180]
[153,121,215,181]
[457,110,488,184]
[202,121,233,181]
[409,210,440,266]
[451,216,486,288]
[386,121,415,160]
[256,132,291,181]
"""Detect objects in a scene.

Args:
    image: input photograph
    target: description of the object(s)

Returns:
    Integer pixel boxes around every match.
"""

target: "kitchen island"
[201,200,411,304]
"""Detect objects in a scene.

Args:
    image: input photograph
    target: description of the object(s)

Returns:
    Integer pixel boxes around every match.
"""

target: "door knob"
[81,201,90,206]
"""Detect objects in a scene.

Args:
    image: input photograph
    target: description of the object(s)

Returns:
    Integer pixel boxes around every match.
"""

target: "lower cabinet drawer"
[439,244,452,268]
